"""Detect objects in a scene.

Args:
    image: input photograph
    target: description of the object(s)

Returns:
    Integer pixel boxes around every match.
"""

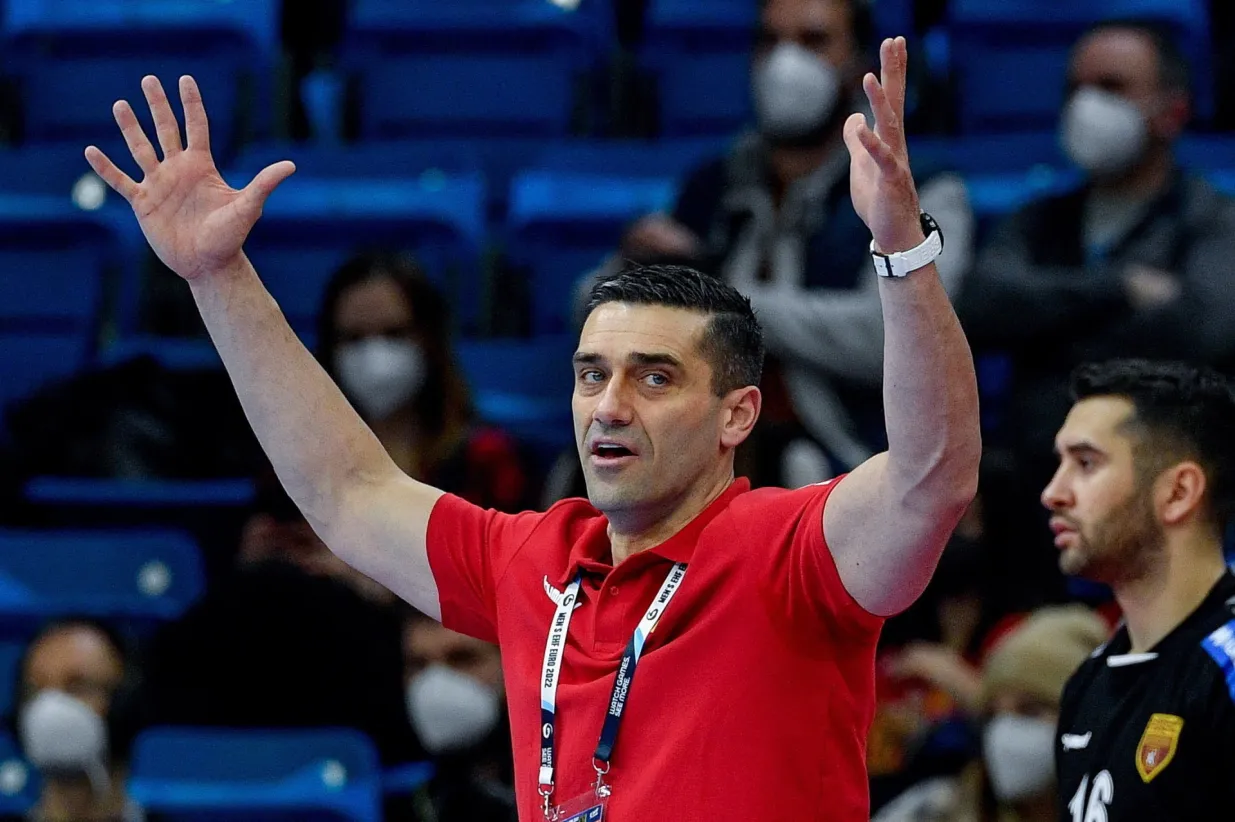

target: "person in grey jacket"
[558,0,972,501]
[958,20,1235,490]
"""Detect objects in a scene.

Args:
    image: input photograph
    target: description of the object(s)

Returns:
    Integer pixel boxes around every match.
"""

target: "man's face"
[755,0,857,74]
[1068,28,1184,144]
[22,626,124,717]
[1041,397,1163,583]
[404,620,503,697]
[573,303,743,522]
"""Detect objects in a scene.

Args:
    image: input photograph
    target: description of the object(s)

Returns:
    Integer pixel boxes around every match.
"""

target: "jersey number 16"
[1068,771,1114,822]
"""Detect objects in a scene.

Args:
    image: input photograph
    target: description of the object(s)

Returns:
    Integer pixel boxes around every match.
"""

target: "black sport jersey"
[1056,571,1235,821]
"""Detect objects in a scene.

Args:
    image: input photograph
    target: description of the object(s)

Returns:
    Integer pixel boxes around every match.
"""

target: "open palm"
[842,37,925,254]
[85,75,295,281]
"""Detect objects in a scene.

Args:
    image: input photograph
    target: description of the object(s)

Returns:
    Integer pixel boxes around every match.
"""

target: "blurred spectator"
[402,614,516,822]
[576,0,974,491]
[141,475,421,769]
[280,0,348,141]
[13,619,144,822]
[869,454,1059,810]
[958,20,1235,493]
[873,605,1110,822]
[318,253,534,512]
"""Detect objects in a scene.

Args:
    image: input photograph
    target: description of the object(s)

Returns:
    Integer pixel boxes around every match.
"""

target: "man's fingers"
[841,111,867,158]
[238,160,297,215]
[112,99,159,176]
[141,75,183,159]
[84,146,138,202]
[180,75,211,153]
[878,38,908,128]
[856,122,900,175]
[864,70,905,158]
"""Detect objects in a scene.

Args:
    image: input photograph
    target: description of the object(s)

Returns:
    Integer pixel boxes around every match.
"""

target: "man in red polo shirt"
[88,34,980,822]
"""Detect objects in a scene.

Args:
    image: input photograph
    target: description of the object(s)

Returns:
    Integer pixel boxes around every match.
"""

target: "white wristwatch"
[870,212,944,278]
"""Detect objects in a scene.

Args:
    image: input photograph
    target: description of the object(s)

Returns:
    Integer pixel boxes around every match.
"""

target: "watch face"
[920,212,943,249]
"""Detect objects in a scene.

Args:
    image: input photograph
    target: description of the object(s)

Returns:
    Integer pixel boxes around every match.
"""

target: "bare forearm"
[188,255,400,528]
[879,264,981,507]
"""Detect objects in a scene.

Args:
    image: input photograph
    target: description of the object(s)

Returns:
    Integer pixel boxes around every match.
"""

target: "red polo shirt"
[426,475,884,821]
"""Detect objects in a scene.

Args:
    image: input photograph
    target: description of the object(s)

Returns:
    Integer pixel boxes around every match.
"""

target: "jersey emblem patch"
[1135,713,1183,783]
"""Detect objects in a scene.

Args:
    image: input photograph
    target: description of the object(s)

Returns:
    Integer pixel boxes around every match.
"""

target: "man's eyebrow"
[628,352,684,369]
[573,352,602,366]
[1056,441,1105,459]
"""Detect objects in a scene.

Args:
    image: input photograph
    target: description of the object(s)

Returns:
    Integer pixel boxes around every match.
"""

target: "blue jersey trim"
[1201,619,1235,705]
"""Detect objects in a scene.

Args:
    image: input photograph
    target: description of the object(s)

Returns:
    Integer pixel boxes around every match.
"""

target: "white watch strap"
[870,230,943,278]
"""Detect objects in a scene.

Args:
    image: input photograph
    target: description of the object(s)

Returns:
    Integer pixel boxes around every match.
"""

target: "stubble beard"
[1058,483,1163,585]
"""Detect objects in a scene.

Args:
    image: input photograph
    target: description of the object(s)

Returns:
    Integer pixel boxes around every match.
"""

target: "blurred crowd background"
[0,0,1234,820]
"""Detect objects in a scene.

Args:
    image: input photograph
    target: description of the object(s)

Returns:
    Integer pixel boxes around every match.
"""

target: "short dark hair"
[1070,359,1235,526]
[758,0,875,59]
[1081,18,1192,95]
[584,263,765,396]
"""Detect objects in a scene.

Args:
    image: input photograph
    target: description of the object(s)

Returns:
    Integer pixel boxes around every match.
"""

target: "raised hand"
[84,75,296,281]
[842,37,925,255]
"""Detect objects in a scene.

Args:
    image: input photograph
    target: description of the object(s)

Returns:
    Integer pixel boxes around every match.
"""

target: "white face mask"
[336,338,427,421]
[1061,87,1149,177]
[18,690,110,794]
[406,664,501,755]
[983,714,1057,803]
[752,42,841,142]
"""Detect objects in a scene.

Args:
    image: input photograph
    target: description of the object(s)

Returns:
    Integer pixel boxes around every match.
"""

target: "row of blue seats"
[1,132,1234,342]
[0,0,1219,156]
[0,725,433,822]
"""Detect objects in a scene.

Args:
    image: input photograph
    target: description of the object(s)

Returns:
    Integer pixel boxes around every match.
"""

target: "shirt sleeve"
[735,477,884,641]
[424,493,546,643]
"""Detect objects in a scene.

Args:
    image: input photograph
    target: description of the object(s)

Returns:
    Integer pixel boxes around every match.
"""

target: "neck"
[607,469,735,565]
[1011,790,1058,822]
[1114,529,1226,653]
[1092,146,1174,201]
[38,774,125,822]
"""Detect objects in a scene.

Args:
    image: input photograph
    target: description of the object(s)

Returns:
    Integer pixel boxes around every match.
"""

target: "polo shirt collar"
[557,478,750,585]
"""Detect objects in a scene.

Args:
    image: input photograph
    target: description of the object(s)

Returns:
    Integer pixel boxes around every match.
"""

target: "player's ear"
[1155,460,1207,527]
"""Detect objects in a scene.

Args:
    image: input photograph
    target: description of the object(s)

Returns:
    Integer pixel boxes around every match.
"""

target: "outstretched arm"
[821,39,981,616]
[86,76,446,618]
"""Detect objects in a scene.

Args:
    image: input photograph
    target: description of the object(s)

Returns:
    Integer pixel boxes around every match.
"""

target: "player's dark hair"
[1070,359,1235,527]
[1078,18,1192,95]
[584,263,765,396]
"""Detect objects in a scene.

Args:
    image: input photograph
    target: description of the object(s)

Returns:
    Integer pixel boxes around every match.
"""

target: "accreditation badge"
[554,790,607,822]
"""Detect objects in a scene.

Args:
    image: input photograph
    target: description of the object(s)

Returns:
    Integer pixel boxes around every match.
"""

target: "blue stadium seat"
[0,642,25,719]
[340,0,598,141]
[910,131,1065,174]
[948,0,1213,133]
[175,175,486,337]
[0,731,39,817]
[527,137,730,177]
[456,334,577,452]
[128,727,383,822]
[0,529,204,633]
[506,170,676,334]
[0,333,91,423]
[1,0,277,159]
[641,0,756,137]
[0,199,117,333]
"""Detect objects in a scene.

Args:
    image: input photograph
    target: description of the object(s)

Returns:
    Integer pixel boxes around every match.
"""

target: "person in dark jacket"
[959,20,1235,492]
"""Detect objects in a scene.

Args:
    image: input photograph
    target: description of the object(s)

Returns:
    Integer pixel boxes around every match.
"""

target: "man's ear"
[1155,460,1207,527]
[720,386,761,450]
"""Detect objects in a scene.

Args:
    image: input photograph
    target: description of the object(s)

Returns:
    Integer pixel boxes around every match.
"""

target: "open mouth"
[590,442,637,460]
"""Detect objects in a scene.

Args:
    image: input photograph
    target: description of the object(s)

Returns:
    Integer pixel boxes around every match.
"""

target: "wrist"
[872,226,927,256]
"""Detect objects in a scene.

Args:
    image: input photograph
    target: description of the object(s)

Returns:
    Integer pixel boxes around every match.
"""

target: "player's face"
[1041,397,1163,583]
[572,303,742,521]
